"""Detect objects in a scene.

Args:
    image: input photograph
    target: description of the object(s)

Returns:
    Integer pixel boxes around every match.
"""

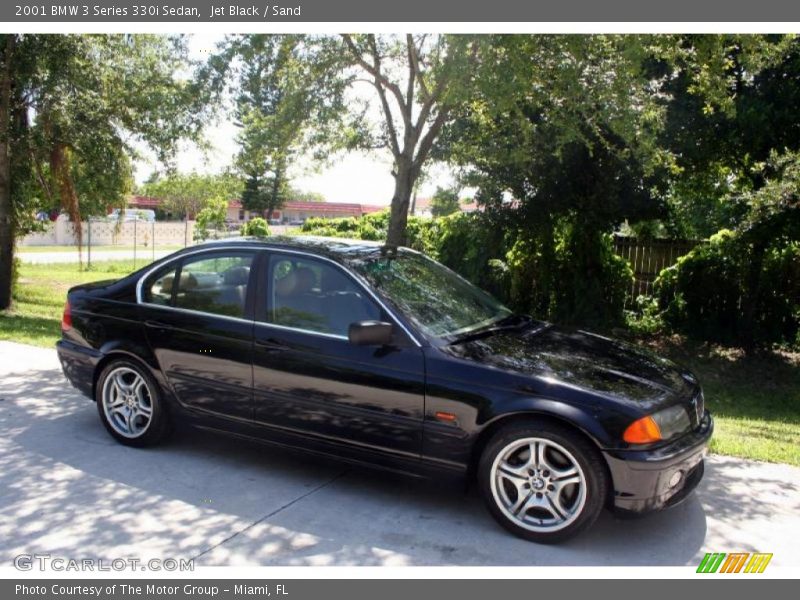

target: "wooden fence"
[613,236,704,306]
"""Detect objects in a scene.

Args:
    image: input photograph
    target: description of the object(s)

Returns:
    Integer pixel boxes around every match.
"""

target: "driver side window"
[266,254,380,337]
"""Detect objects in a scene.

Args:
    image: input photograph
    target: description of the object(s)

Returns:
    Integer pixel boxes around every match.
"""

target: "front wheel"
[478,420,608,543]
[95,359,173,447]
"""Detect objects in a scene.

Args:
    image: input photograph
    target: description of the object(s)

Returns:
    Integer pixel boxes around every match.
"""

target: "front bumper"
[603,410,713,514]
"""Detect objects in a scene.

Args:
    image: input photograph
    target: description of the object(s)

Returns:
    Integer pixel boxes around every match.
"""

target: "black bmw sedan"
[56,236,712,543]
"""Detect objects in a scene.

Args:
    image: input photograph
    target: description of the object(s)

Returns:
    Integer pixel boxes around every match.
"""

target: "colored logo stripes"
[697,552,773,573]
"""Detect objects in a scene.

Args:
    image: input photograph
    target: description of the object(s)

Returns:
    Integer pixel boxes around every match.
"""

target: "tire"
[478,419,608,543]
[95,359,173,448]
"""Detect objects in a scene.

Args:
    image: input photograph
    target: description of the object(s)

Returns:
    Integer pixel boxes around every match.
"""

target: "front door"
[251,251,426,464]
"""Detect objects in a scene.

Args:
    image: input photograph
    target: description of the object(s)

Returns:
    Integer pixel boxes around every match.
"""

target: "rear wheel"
[478,419,608,543]
[95,359,172,447]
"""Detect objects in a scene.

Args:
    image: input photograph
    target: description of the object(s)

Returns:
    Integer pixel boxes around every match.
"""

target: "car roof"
[189,235,390,263]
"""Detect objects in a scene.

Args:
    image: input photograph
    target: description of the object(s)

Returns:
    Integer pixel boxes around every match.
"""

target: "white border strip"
[2,22,800,34]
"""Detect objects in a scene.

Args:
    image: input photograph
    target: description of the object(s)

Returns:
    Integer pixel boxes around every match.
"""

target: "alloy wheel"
[101,366,153,439]
[490,437,587,533]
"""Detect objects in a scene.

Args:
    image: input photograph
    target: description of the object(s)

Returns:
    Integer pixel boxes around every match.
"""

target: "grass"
[0,260,152,347]
[2,260,798,466]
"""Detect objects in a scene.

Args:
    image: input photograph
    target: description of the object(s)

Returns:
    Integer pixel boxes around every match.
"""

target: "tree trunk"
[386,158,415,247]
[0,35,14,311]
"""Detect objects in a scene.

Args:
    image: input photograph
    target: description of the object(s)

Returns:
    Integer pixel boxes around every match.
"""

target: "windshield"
[351,250,512,339]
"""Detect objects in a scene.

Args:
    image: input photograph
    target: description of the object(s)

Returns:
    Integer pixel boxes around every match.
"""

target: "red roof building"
[127,196,386,221]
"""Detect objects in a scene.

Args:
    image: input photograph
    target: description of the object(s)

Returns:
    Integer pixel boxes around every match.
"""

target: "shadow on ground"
[0,363,734,566]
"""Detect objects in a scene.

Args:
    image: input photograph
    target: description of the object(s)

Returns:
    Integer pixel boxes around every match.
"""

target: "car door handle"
[145,320,173,330]
[255,338,287,352]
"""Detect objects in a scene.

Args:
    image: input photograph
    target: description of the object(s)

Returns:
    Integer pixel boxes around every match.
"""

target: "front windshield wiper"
[446,314,533,345]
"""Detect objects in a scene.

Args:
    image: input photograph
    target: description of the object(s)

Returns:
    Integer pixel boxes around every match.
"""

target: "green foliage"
[506,225,634,328]
[208,35,351,217]
[624,295,666,336]
[8,34,207,232]
[288,188,326,202]
[194,198,229,241]
[240,217,270,237]
[300,209,633,328]
[657,150,800,350]
[300,211,391,241]
[429,186,461,217]
[657,230,800,349]
[657,35,800,238]
[142,172,242,220]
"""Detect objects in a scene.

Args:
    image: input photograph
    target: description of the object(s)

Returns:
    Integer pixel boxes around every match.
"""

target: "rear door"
[251,250,426,463]
[140,249,258,420]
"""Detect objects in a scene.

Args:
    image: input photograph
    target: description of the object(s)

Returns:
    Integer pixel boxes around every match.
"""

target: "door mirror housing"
[348,321,393,346]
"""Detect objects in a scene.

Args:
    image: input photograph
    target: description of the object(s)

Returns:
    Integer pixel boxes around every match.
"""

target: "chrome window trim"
[142,302,255,326]
[254,320,349,341]
[135,244,424,348]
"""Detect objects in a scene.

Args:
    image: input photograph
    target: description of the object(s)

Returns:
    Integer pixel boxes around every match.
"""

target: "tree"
[142,172,242,219]
[287,187,326,202]
[208,35,347,220]
[0,34,207,309]
[194,197,229,241]
[341,34,479,246]
[654,35,800,237]
[0,36,13,310]
[429,186,461,217]
[443,35,666,326]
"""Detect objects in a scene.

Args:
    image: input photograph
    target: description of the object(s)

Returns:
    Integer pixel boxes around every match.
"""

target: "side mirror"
[348,320,393,346]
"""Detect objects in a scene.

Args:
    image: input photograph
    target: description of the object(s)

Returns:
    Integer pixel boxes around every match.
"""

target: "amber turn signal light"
[623,416,662,444]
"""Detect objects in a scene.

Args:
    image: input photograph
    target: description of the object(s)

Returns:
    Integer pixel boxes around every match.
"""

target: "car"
[56,236,712,543]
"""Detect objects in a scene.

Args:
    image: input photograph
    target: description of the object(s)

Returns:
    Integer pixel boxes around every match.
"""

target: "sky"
[132,34,458,206]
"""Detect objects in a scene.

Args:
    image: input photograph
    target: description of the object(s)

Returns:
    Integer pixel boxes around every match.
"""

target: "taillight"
[61,300,72,332]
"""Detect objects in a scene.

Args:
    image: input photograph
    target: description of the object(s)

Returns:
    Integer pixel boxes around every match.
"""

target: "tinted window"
[169,253,254,318]
[351,250,511,338]
[267,255,380,336]
[146,267,178,306]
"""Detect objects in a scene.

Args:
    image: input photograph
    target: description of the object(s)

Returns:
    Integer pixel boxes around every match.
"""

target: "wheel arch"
[92,344,165,403]
[468,406,614,505]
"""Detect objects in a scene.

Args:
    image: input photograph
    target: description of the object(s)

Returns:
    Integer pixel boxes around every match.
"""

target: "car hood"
[444,322,696,410]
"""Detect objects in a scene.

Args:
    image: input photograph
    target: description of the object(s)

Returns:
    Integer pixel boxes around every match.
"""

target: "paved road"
[1,340,798,566]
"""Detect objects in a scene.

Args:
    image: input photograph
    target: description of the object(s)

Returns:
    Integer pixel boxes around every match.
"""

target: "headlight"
[623,405,692,444]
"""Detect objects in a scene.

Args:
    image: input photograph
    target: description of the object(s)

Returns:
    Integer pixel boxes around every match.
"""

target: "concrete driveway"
[1,340,798,567]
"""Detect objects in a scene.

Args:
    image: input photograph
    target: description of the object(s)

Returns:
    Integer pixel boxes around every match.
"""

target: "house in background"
[226,200,385,223]
[127,196,386,223]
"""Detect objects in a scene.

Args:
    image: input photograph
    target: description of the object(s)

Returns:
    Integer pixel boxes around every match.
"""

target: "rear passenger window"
[267,255,380,336]
[171,253,254,318]
[147,267,178,305]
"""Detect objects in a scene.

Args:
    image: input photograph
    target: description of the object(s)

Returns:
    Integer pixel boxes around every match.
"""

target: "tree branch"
[413,107,450,174]
[405,34,416,111]
[407,34,431,104]
[341,34,408,118]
